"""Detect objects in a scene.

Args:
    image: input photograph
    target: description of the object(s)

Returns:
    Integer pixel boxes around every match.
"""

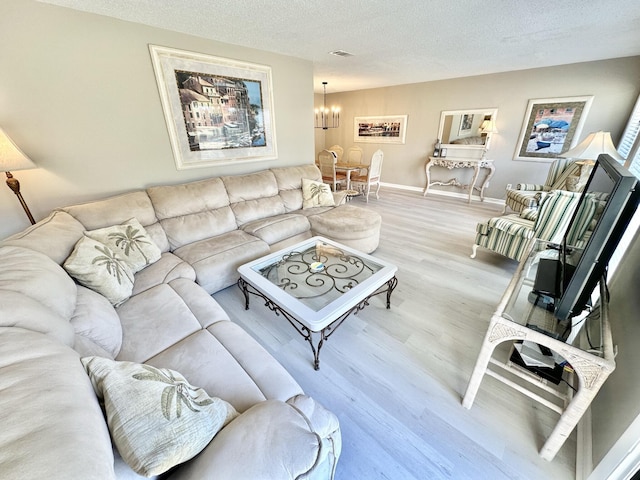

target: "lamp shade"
[0,128,36,172]
[560,131,625,162]
[480,119,498,134]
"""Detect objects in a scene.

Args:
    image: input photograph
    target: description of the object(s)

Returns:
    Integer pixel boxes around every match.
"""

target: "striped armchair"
[472,190,594,262]
[503,158,580,214]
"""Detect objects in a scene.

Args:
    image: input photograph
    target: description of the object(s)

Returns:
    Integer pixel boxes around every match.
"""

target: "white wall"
[317,58,640,198]
[590,220,640,476]
[0,0,314,239]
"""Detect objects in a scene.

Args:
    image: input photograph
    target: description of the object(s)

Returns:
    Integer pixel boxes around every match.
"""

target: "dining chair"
[351,149,383,202]
[328,145,344,163]
[345,146,366,175]
[318,149,347,191]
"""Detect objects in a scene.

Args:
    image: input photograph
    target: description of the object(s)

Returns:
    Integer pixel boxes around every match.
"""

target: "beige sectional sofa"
[0,164,382,479]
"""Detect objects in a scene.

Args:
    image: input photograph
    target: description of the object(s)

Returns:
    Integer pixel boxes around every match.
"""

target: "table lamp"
[0,127,37,224]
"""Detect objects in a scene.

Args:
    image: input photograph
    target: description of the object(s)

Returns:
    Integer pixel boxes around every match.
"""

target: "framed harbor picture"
[354,115,408,144]
[514,96,593,161]
[149,44,277,169]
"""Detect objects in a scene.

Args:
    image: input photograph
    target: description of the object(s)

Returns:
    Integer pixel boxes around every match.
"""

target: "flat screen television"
[552,153,639,321]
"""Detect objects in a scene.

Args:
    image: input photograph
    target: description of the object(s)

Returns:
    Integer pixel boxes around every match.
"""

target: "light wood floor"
[213,188,577,480]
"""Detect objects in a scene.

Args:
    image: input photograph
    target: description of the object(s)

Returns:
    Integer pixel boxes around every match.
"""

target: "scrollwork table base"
[423,156,495,203]
[237,236,398,370]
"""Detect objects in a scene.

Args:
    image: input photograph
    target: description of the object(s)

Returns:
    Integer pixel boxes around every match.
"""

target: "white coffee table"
[237,236,398,369]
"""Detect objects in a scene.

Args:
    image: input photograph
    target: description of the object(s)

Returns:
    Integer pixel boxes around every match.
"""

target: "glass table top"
[251,238,385,312]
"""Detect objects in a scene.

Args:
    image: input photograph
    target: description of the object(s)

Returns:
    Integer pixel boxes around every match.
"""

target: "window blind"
[617,94,640,179]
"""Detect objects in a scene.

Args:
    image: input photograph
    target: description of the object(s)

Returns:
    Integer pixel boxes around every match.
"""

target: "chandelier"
[314,82,340,129]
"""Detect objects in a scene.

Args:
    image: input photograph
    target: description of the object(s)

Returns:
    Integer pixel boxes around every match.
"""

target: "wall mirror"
[438,108,498,150]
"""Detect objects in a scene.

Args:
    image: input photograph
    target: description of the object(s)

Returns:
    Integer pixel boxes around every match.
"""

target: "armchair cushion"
[505,159,579,213]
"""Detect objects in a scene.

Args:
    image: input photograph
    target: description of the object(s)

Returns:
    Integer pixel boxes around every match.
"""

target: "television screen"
[554,153,639,321]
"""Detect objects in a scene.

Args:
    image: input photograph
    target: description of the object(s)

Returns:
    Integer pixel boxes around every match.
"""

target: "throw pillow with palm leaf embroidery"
[85,218,161,273]
[302,178,335,209]
[63,236,135,305]
[82,356,238,476]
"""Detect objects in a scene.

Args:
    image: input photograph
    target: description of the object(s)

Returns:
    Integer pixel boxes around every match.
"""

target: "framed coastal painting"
[354,115,408,144]
[514,96,593,161]
[149,44,277,170]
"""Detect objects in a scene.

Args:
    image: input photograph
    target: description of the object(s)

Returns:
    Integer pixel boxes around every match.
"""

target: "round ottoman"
[308,204,381,253]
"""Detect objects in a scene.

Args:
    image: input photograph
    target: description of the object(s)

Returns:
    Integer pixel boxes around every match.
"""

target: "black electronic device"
[509,343,564,385]
[552,153,639,321]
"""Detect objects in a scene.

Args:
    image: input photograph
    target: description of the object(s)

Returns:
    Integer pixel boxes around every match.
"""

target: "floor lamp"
[0,127,37,225]
[560,131,625,191]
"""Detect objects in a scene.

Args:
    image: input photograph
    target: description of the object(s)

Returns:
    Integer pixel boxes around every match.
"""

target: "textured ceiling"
[38,0,640,93]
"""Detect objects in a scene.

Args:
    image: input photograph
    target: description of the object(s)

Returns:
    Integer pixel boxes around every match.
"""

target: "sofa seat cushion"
[173,230,270,293]
[241,213,311,245]
[309,204,382,253]
[0,328,115,480]
[82,356,238,477]
[71,286,123,359]
[145,322,303,413]
[132,252,196,295]
[169,399,337,480]
[116,279,229,363]
[0,246,77,345]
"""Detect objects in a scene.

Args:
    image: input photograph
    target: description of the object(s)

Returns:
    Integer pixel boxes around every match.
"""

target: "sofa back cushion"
[0,210,85,265]
[271,164,322,212]
[62,191,170,253]
[222,170,285,226]
[0,246,77,346]
[147,177,237,249]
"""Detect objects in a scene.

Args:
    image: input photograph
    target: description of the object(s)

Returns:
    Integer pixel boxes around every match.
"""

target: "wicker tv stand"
[462,238,616,461]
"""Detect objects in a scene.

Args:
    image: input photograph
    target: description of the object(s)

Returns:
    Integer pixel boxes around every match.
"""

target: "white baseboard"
[380,181,505,206]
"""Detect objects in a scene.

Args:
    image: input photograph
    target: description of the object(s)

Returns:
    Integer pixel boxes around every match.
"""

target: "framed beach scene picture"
[514,96,593,161]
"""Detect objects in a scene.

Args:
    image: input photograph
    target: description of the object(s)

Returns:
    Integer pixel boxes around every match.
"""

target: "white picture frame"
[354,115,408,144]
[149,44,277,170]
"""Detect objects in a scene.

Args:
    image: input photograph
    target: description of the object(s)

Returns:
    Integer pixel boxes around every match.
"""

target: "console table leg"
[468,165,481,203]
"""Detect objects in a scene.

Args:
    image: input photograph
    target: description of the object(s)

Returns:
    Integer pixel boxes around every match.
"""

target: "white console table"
[423,156,495,203]
[462,238,616,461]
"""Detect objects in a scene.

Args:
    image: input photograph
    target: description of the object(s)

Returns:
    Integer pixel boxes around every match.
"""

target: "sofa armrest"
[0,328,115,479]
[132,252,196,295]
[170,397,341,480]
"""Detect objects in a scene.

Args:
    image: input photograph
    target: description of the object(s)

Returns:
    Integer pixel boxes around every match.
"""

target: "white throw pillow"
[63,236,134,306]
[82,356,238,477]
[85,218,161,273]
[302,178,335,209]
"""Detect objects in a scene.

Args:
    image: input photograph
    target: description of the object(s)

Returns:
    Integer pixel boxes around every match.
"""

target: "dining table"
[335,163,368,190]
